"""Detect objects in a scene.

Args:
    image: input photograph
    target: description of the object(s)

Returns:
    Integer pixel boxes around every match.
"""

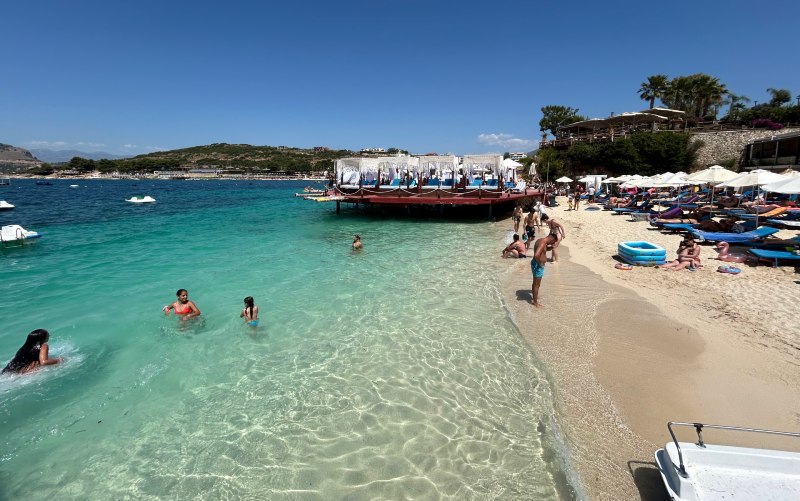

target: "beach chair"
[422,178,440,189]
[613,200,651,214]
[661,223,697,233]
[605,197,636,211]
[442,178,454,188]
[482,179,500,190]
[747,248,800,267]
[738,207,787,220]
[467,178,483,189]
[362,180,378,188]
[689,226,779,243]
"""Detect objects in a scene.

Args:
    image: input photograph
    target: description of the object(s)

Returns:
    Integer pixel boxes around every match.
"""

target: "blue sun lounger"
[661,223,697,232]
[689,226,779,243]
[747,249,800,267]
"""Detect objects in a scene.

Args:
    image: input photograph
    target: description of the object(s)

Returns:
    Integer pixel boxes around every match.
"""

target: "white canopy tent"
[462,154,503,182]
[762,175,800,194]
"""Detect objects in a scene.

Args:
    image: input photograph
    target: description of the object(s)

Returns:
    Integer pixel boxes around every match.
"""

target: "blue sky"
[2,0,798,156]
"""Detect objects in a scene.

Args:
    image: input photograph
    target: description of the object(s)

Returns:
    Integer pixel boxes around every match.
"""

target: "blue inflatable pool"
[618,241,666,266]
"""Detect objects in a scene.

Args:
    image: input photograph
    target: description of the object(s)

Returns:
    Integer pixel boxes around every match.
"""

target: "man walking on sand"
[531,234,557,308]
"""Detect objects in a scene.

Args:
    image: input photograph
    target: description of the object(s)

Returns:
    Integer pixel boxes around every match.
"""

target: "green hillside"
[41,143,360,174]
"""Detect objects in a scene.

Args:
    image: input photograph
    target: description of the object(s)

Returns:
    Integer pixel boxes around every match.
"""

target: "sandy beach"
[498,198,800,500]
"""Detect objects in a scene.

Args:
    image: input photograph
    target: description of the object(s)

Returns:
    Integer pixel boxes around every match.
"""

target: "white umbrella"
[716,169,786,188]
[555,176,572,183]
[686,165,738,183]
[502,158,523,168]
[761,176,800,194]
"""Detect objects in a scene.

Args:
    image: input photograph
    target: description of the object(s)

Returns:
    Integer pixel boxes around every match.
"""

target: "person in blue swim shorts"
[531,234,557,308]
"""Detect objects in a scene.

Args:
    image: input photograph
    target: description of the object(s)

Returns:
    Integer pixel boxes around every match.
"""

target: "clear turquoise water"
[1,180,575,500]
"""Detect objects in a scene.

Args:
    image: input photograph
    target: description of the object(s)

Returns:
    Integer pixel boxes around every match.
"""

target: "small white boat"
[1,224,41,247]
[126,195,156,204]
[69,184,79,188]
[655,421,800,500]
[0,200,14,210]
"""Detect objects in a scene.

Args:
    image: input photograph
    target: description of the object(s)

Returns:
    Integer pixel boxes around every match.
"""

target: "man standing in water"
[531,234,557,308]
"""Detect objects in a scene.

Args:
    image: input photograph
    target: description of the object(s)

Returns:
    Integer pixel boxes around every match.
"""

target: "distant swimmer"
[352,234,363,251]
[531,234,558,308]
[2,329,63,375]
[163,289,201,319]
[240,296,259,326]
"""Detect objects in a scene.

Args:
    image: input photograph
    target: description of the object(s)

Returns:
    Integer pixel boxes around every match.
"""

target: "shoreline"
[497,199,800,500]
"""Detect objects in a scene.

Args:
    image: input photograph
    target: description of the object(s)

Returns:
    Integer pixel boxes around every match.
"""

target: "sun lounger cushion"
[689,226,779,242]
[747,248,800,267]
[661,223,697,232]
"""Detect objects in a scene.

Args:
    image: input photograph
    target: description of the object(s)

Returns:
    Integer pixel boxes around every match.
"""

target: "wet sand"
[497,202,800,500]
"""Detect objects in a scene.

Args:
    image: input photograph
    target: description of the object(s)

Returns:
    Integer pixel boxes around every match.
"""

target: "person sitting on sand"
[240,296,259,326]
[352,234,363,251]
[2,329,63,375]
[502,234,527,258]
[658,237,701,271]
[164,289,201,319]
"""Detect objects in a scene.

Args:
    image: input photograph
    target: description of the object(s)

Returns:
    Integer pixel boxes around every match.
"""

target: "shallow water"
[0,179,575,499]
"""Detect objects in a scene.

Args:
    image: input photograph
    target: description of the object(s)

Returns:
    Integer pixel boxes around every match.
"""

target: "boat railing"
[667,421,800,478]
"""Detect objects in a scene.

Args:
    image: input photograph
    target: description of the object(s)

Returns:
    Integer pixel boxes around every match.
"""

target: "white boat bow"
[0,200,15,210]
[1,224,41,246]
[656,421,800,501]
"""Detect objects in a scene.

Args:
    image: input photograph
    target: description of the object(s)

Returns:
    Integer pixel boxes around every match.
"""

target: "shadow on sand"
[628,460,670,501]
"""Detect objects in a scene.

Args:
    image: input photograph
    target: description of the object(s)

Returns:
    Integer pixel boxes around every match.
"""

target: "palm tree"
[721,93,751,119]
[638,74,670,109]
[766,88,792,106]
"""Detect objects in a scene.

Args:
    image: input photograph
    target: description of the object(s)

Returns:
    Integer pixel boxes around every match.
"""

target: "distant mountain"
[29,149,130,163]
[0,143,41,172]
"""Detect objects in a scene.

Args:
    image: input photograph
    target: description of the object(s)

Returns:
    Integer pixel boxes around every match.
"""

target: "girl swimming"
[2,329,63,375]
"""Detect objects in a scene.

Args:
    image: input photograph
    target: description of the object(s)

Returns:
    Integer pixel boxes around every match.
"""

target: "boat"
[0,200,14,210]
[0,177,10,186]
[126,195,156,204]
[69,184,79,188]
[1,224,41,247]
[655,421,800,501]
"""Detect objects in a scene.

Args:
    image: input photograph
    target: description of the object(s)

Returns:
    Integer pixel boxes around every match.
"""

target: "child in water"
[2,329,63,375]
[240,296,259,326]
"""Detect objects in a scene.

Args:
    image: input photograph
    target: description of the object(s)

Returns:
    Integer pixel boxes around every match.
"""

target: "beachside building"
[741,130,800,171]
[508,152,526,161]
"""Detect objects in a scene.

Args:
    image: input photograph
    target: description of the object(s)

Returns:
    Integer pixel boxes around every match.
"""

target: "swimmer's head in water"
[28,329,49,345]
[176,289,188,301]
[353,234,360,242]
[243,296,254,308]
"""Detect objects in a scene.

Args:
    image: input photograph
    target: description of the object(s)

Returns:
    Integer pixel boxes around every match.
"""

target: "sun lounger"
[689,226,779,243]
[421,178,440,189]
[738,207,788,220]
[747,248,800,267]
[481,179,500,190]
[661,223,697,232]
[767,219,800,228]
[467,179,483,189]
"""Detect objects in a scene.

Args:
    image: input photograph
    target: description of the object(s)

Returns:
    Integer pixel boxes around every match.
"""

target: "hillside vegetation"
[38,143,359,174]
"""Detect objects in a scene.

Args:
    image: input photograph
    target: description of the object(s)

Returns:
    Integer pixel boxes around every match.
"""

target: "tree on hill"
[539,105,585,137]
[660,73,727,118]
[638,74,670,109]
[767,88,792,107]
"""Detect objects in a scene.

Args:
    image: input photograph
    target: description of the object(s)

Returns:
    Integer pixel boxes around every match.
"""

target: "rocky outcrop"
[0,143,41,172]
[690,127,800,168]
